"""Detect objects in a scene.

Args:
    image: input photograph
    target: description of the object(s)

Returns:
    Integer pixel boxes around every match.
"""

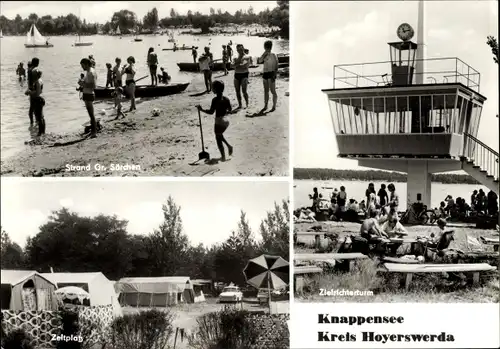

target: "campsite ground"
[0,68,289,177]
[122,297,290,349]
[294,221,500,303]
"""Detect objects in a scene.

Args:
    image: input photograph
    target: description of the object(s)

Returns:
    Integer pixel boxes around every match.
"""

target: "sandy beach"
[0,67,289,177]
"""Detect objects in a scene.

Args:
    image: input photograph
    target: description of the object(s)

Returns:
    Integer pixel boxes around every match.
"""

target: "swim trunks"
[234,72,249,83]
[82,93,95,102]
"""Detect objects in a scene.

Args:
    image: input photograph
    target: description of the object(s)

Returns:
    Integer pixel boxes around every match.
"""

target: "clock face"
[397,23,414,41]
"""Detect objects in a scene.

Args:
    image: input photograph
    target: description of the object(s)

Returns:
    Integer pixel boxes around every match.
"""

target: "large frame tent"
[116,276,195,307]
[41,272,122,317]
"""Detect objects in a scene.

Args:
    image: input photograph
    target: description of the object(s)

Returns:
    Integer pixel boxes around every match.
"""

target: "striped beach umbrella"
[243,254,289,290]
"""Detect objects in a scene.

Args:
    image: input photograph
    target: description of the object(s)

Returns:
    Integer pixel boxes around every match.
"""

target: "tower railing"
[463,132,499,180]
[332,57,480,92]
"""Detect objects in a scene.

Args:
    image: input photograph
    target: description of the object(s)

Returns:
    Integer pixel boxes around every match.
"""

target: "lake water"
[294,179,490,211]
[0,32,289,159]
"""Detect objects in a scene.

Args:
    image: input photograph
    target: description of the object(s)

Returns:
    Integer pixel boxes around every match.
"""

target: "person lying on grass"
[196,80,233,162]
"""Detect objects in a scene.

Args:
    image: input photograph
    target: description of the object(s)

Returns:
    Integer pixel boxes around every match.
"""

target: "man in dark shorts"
[80,58,97,138]
[199,47,213,93]
[233,44,250,109]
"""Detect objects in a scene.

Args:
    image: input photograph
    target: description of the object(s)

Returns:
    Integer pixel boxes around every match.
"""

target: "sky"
[0,180,289,248]
[292,1,499,170]
[0,1,277,22]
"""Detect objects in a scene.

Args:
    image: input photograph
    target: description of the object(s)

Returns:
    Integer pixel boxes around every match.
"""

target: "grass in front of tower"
[294,221,499,303]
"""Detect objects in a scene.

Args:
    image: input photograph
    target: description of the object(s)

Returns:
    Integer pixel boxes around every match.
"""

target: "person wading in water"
[233,44,250,110]
[25,69,45,136]
[147,47,158,86]
[196,80,233,162]
[122,56,137,112]
[257,40,279,114]
[80,58,97,138]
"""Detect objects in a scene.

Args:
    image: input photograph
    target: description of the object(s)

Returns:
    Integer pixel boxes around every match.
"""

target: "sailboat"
[25,24,53,48]
[116,25,122,39]
[133,27,142,42]
[74,10,92,46]
[74,33,93,46]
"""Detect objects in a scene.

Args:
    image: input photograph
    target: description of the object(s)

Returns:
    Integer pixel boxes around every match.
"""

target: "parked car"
[257,288,283,303]
[218,285,243,303]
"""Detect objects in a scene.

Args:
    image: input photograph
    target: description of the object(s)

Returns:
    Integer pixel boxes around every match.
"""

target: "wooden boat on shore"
[177,62,232,72]
[25,24,53,48]
[94,82,189,99]
[277,54,289,64]
[163,46,195,51]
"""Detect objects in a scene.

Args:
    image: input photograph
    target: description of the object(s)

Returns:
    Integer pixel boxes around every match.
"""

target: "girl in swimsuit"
[257,40,278,113]
[147,47,158,86]
[196,80,233,162]
[121,56,137,111]
[233,44,250,109]
[80,58,97,138]
[26,69,45,136]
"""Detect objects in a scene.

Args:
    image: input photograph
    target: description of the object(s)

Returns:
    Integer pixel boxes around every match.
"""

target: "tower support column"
[407,161,431,208]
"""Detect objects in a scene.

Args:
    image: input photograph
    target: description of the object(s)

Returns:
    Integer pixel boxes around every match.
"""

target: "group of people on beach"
[307,182,400,222]
[438,189,498,220]
[193,39,280,161]
[195,40,279,113]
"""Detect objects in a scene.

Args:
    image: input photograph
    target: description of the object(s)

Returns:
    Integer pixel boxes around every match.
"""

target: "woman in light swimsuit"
[196,80,233,162]
[233,44,250,109]
[257,40,279,113]
[80,58,97,138]
[122,56,137,111]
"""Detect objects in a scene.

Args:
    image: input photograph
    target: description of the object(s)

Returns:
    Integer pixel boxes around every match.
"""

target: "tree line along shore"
[0,1,289,38]
[293,168,481,185]
[1,198,289,288]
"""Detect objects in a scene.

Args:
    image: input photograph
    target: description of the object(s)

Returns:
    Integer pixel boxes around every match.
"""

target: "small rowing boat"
[177,62,232,72]
[162,46,195,51]
[94,82,189,99]
[277,54,289,64]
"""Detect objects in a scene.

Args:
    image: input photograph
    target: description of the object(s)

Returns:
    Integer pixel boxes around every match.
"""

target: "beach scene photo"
[0,1,289,177]
[292,1,499,303]
[1,180,290,348]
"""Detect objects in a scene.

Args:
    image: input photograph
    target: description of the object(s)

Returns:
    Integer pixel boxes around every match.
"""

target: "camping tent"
[116,276,195,307]
[41,272,122,317]
[1,270,58,311]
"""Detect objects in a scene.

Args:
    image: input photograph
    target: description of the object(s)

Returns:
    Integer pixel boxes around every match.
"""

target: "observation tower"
[322,1,498,208]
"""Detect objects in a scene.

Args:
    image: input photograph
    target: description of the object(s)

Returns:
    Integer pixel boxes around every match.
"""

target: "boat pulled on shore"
[94,82,190,99]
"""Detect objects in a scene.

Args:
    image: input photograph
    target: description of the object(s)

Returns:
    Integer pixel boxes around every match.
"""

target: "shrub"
[109,309,175,349]
[2,328,34,349]
[188,308,258,349]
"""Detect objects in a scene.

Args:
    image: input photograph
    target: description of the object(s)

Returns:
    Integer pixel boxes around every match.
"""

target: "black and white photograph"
[1,180,290,348]
[0,1,289,177]
[292,1,499,302]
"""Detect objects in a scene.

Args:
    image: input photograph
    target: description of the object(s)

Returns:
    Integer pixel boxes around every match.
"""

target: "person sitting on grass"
[196,80,233,162]
[360,209,389,242]
[380,214,407,238]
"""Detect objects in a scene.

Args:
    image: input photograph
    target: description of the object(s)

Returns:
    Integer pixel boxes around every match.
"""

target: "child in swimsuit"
[77,73,85,98]
[112,87,126,119]
[222,45,228,76]
[196,80,233,162]
[105,63,113,88]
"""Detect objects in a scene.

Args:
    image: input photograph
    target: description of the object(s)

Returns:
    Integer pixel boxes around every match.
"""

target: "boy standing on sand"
[199,47,213,93]
[222,45,228,76]
[196,80,233,162]
[257,40,279,114]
